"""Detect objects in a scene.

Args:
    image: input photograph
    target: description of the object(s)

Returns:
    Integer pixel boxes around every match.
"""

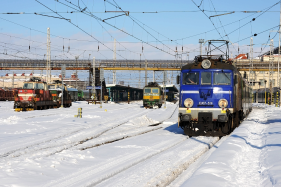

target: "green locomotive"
[143,82,163,108]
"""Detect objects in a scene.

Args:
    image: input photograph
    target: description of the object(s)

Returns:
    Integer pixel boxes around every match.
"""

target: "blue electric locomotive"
[177,55,252,136]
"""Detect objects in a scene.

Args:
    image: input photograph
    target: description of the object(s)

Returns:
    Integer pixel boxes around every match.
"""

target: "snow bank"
[182,104,281,186]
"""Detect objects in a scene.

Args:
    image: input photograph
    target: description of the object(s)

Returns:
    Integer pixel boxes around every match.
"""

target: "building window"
[259,79,265,87]
[260,71,265,74]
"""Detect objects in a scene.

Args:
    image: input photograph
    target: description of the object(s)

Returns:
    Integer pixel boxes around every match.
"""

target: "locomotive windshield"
[23,83,34,89]
[144,88,151,93]
[35,83,44,89]
[201,72,212,85]
[48,85,56,89]
[213,72,231,85]
[182,72,199,85]
[152,89,159,93]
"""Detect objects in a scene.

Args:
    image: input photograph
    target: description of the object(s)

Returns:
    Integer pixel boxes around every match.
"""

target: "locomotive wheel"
[158,104,162,108]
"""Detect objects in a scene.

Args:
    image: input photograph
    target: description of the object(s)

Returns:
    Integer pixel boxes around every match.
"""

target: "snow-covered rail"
[0,108,151,159]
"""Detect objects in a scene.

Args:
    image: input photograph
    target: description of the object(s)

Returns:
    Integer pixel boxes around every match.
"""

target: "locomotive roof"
[182,60,239,73]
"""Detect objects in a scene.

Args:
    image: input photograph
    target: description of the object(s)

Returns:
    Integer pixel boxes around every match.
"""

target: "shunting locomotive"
[178,40,252,136]
[48,80,72,107]
[14,77,55,111]
[143,82,163,108]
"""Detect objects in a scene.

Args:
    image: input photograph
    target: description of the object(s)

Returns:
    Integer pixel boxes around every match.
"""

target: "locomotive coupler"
[179,113,191,122]
[226,108,232,118]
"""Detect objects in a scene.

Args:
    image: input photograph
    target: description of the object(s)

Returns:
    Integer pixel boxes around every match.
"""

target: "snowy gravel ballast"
[42,130,186,187]
[0,101,185,187]
[181,104,281,186]
[97,136,219,187]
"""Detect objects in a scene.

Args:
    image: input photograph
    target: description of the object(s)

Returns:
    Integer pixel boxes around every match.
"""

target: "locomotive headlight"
[184,98,194,108]
[201,59,211,69]
[218,99,228,108]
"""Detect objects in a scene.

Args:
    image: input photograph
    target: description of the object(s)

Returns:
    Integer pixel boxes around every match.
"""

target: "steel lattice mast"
[270,39,274,105]
[46,28,51,83]
[113,39,116,84]
[250,37,254,87]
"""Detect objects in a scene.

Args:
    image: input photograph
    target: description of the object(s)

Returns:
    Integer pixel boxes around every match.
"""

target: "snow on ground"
[2,101,281,187]
[0,101,186,186]
[97,136,218,187]
[181,104,281,187]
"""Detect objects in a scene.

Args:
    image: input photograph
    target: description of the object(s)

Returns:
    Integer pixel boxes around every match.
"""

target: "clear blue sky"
[0,0,280,60]
[0,1,281,87]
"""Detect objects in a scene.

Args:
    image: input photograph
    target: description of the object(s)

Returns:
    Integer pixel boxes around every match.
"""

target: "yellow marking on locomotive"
[186,109,191,113]
[15,108,22,112]
[221,109,226,113]
[143,95,160,100]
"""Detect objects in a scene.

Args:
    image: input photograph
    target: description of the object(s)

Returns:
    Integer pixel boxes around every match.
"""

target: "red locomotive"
[14,77,56,111]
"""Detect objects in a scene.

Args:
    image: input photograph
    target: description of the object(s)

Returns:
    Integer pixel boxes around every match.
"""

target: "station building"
[106,84,143,102]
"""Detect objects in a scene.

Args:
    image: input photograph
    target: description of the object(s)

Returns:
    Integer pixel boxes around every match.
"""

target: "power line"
[1,10,280,14]
[110,0,176,52]
[57,0,175,56]
[191,0,224,39]
[35,0,128,60]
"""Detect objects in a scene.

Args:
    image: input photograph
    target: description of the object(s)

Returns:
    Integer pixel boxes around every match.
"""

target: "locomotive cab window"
[201,72,211,85]
[144,88,151,93]
[213,72,231,85]
[35,83,44,90]
[152,89,159,93]
[23,83,34,89]
[183,72,199,85]
[57,85,64,90]
[48,85,56,89]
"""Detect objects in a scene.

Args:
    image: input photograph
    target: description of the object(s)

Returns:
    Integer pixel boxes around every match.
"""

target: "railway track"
[0,108,151,160]
[0,101,229,187]
[0,102,178,161]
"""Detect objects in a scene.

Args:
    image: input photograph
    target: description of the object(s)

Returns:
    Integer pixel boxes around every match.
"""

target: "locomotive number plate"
[149,96,154,101]
[198,102,213,105]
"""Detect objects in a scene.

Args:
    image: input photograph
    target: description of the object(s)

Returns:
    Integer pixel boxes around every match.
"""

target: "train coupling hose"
[226,108,231,117]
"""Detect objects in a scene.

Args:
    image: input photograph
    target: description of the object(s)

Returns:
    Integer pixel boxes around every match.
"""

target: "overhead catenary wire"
[35,0,128,60]
[58,0,175,56]
[110,0,176,52]
[0,0,278,60]
[1,10,280,14]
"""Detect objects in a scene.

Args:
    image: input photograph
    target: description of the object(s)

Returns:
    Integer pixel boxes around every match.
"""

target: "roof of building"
[106,84,142,90]
[235,54,248,59]
[160,84,179,92]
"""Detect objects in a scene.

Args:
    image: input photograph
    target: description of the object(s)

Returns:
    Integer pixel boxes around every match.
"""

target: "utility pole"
[46,28,51,83]
[113,39,116,84]
[163,71,167,109]
[100,68,104,108]
[199,39,204,56]
[249,38,254,87]
[92,57,96,100]
[139,54,141,88]
[61,64,66,108]
[75,56,79,89]
[270,39,274,105]
[145,60,148,86]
